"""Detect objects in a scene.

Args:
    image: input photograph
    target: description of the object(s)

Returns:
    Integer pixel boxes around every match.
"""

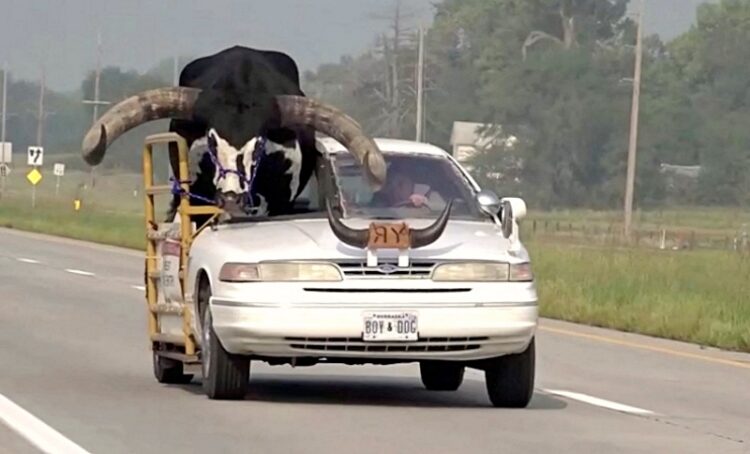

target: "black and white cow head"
[80,46,387,218]
[185,129,303,217]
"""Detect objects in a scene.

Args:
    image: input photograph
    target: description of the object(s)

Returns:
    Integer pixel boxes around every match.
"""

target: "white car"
[184,137,538,406]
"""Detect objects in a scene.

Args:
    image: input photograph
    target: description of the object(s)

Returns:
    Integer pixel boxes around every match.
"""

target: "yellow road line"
[539,326,750,370]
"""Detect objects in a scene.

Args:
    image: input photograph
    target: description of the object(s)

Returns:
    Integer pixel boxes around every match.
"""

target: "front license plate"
[363,312,418,342]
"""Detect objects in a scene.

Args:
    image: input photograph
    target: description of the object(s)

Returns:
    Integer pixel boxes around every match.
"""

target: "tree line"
[306,0,750,208]
[2,0,748,208]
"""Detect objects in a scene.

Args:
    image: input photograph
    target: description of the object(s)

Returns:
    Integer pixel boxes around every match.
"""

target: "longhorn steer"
[81,46,386,221]
[81,45,451,249]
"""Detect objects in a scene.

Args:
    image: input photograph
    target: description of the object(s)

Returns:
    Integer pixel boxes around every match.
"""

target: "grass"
[0,166,171,249]
[0,193,145,250]
[527,207,750,236]
[530,241,750,352]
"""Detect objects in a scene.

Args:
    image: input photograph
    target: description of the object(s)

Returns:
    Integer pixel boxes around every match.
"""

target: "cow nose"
[218,191,244,215]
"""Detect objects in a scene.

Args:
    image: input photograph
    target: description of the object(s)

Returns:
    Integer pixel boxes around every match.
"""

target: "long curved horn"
[325,199,453,250]
[325,199,369,248]
[410,200,453,249]
[275,96,387,190]
[81,87,201,166]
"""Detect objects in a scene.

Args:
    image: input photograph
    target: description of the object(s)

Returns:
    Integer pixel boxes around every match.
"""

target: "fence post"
[533,220,537,233]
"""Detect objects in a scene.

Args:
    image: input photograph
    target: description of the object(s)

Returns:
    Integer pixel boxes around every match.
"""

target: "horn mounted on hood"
[80,87,387,189]
[325,199,453,250]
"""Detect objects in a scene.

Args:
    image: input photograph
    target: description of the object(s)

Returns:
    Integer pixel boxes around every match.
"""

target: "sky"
[0,0,710,92]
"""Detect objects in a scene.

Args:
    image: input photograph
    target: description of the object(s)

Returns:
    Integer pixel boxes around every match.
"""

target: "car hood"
[193,217,529,263]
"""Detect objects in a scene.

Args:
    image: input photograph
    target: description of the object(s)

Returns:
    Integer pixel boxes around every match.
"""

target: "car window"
[330,152,485,220]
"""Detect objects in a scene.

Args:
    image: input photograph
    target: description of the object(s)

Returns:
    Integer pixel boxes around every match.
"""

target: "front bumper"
[208,282,538,361]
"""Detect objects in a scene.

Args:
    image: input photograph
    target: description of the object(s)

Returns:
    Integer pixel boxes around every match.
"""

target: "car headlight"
[219,262,342,282]
[431,262,533,282]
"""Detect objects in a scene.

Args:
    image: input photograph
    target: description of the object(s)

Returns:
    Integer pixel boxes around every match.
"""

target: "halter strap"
[172,136,268,211]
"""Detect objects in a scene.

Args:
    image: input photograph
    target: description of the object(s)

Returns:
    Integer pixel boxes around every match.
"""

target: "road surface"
[0,227,748,453]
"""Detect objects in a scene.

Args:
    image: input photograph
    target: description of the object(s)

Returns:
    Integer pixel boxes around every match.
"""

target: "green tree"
[77,66,171,171]
[659,0,750,204]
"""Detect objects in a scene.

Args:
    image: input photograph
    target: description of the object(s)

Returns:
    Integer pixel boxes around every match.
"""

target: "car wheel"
[419,361,465,391]
[200,285,249,400]
[484,338,535,408]
[153,352,193,384]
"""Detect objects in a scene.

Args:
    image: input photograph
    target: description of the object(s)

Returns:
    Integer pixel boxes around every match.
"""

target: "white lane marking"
[64,269,95,277]
[466,369,484,381]
[16,258,41,264]
[0,393,91,454]
[543,389,655,415]
[131,285,145,291]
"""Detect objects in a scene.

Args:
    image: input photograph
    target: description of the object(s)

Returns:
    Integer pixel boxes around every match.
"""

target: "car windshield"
[330,152,485,221]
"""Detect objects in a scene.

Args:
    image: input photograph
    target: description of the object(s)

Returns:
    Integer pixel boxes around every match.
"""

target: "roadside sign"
[27,146,43,166]
[0,163,9,177]
[26,168,42,185]
[53,163,65,176]
[0,142,11,163]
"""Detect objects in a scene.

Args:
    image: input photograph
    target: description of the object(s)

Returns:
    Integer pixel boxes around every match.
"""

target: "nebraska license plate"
[363,312,418,342]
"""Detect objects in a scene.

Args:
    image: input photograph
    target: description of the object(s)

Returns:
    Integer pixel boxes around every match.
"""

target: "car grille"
[285,336,488,353]
[334,259,437,279]
[303,288,470,293]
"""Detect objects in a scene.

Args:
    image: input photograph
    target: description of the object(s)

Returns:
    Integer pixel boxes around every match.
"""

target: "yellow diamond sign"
[26,168,42,185]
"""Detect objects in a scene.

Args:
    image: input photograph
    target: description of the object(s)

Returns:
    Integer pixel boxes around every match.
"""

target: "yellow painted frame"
[142,133,223,358]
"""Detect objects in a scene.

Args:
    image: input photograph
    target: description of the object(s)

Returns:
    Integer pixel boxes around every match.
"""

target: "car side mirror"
[500,200,513,239]
[477,190,513,239]
[500,197,527,242]
[501,197,527,221]
[477,189,502,217]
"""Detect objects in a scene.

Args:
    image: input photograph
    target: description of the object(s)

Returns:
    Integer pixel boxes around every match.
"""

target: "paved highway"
[0,227,748,453]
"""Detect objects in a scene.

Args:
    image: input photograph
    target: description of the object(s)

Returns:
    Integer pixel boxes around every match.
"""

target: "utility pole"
[1,62,7,196]
[1,61,7,148]
[82,31,109,188]
[369,1,415,137]
[92,31,102,125]
[415,25,425,142]
[36,67,46,147]
[623,0,644,239]
[391,1,401,137]
[173,55,179,86]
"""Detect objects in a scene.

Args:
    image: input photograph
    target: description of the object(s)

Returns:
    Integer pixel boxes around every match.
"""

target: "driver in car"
[370,166,441,209]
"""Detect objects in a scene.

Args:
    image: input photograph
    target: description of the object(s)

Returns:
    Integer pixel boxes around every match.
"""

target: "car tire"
[153,352,193,384]
[484,338,535,408]
[200,286,249,400]
[419,361,465,391]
